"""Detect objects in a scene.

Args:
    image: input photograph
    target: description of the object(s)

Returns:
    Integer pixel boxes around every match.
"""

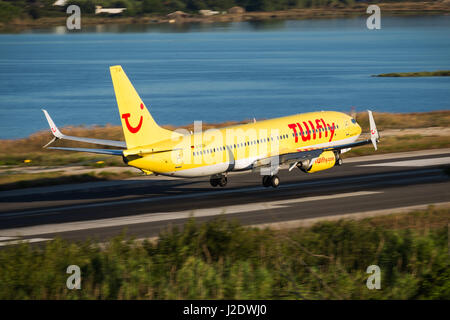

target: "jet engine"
[300,151,337,173]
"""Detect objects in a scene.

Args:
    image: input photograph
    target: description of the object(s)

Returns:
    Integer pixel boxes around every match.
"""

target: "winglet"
[42,109,64,139]
[368,110,380,150]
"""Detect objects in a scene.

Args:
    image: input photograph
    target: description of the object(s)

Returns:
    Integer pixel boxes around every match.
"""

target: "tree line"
[0,0,420,22]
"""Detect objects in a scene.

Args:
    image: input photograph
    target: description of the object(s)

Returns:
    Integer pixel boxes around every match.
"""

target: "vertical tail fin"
[110,66,179,149]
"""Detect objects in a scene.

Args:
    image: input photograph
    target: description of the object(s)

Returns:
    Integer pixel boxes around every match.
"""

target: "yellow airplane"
[43,65,380,188]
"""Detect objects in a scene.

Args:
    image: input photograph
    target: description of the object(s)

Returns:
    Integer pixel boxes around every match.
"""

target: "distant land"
[1,1,450,31]
[374,70,450,77]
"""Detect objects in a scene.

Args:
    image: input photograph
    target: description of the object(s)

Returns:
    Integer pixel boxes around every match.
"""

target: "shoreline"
[2,1,449,32]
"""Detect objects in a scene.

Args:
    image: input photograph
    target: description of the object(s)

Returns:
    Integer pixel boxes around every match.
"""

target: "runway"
[0,149,449,247]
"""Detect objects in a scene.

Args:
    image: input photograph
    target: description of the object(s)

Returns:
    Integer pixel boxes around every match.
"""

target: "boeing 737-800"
[42,66,380,188]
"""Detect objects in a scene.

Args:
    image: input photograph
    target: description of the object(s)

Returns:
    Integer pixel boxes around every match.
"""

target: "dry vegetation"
[355,110,450,131]
[346,134,450,157]
[2,110,449,165]
[0,111,449,190]
[1,110,449,166]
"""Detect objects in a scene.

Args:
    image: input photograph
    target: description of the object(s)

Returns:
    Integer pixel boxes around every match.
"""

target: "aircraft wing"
[253,149,323,170]
[254,139,372,172]
[42,109,127,148]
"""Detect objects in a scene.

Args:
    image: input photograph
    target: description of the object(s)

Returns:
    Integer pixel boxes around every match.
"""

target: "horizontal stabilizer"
[48,147,123,156]
[42,109,126,148]
[123,147,181,157]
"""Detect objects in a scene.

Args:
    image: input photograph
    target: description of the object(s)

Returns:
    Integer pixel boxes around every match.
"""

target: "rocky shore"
[2,1,449,32]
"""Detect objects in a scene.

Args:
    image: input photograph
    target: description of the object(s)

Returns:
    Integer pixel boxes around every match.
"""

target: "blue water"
[0,16,449,139]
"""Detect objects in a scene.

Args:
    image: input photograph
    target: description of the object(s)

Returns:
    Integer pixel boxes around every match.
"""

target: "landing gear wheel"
[270,175,280,188]
[262,176,271,187]
[210,174,227,187]
[210,179,219,187]
[218,176,228,187]
[337,158,343,166]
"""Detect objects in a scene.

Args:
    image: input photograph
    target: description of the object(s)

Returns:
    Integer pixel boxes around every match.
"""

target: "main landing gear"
[262,175,280,188]
[210,174,228,187]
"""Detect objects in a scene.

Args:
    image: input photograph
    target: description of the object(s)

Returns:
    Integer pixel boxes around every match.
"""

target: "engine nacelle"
[303,151,336,173]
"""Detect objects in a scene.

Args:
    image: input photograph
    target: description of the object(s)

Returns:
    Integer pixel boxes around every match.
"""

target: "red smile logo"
[122,103,144,134]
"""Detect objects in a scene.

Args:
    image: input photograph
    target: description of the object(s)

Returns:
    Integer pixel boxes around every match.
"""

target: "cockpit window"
[351,118,357,124]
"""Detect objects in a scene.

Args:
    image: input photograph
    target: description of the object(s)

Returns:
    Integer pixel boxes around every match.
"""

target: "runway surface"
[0,149,449,247]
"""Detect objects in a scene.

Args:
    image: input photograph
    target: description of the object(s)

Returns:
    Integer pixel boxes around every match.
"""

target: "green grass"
[0,207,448,299]
[374,70,450,77]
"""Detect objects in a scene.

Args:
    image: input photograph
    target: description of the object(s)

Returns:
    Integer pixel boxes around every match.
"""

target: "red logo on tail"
[122,103,144,134]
